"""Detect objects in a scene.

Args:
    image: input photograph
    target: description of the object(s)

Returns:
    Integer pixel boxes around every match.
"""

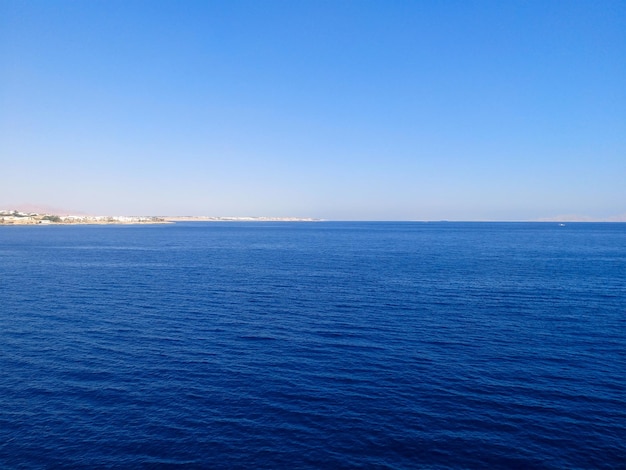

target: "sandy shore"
[0,213,319,225]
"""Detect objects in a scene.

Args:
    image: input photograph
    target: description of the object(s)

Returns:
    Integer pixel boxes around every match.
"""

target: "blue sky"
[1,0,625,220]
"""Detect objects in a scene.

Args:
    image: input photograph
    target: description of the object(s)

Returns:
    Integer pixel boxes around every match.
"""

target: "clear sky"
[1,0,625,220]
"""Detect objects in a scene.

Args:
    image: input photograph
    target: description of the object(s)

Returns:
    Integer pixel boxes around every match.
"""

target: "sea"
[1,222,624,469]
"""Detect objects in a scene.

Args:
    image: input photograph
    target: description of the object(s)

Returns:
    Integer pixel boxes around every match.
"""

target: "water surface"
[1,222,624,468]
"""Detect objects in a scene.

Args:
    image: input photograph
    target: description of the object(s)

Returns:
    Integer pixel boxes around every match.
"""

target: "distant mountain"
[606,213,626,222]
[0,203,86,216]
[536,213,626,222]
[536,214,596,222]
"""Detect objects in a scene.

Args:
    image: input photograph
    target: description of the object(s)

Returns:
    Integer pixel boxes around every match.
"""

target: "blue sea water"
[1,222,624,469]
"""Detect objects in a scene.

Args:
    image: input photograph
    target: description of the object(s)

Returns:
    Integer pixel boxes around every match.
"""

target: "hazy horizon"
[2,1,625,221]
[2,202,626,223]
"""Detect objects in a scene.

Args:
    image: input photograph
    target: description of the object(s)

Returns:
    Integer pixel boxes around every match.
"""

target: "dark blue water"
[1,222,624,469]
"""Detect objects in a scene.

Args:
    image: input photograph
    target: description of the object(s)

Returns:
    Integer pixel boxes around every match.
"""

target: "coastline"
[0,210,320,225]
[0,212,169,225]
[163,216,320,222]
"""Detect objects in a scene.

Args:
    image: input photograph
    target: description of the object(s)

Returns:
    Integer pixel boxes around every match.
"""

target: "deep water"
[1,222,625,469]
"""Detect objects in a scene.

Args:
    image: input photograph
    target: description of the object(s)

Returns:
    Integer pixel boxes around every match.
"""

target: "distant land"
[0,209,319,225]
[0,210,168,225]
[534,213,626,222]
[3,203,87,216]
[163,216,320,222]
[1,204,625,223]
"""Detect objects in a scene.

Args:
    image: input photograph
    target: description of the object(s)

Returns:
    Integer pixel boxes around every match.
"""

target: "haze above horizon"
[1,1,625,221]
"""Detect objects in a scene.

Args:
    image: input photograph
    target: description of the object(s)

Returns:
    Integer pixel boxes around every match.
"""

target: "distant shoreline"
[2,209,625,225]
[0,210,321,225]
[163,216,320,222]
